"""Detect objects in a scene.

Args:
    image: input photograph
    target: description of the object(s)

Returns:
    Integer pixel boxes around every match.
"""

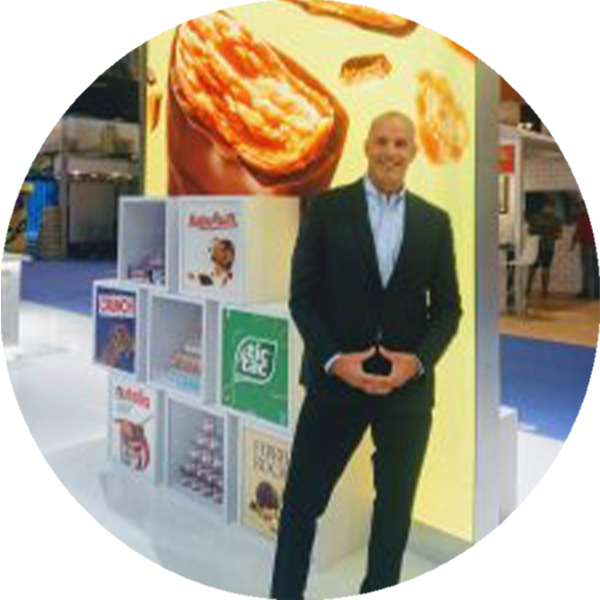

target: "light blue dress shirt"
[363,175,407,288]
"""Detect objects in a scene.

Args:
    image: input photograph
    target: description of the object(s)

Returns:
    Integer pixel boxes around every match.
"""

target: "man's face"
[364,115,417,194]
[212,240,233,269]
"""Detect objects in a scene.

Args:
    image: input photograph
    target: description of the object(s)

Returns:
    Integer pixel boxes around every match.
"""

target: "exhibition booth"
[8,2,588,596]
[107,2,505,573]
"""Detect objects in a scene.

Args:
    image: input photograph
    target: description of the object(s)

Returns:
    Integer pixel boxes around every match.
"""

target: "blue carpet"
[500,335,596,441]
[21,259,117,315]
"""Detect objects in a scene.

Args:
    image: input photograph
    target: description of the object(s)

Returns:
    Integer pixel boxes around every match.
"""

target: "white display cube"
[178,196,299,304]
[93,279,148,380]
[219,302,303,432]
[165,397,236,521]
[107,375,164,485]
[237,420,374,571]
[118,197,179,291]
[148,291,218,404]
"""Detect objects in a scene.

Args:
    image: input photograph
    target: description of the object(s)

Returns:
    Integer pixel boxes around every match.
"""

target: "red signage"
[502,2,577,99]
[499,144,516,174]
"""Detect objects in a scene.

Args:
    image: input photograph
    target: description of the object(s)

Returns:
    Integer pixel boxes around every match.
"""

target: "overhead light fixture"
[94,21,117,35]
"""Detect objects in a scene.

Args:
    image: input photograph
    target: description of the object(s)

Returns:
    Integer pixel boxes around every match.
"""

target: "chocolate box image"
[167,11,348,197]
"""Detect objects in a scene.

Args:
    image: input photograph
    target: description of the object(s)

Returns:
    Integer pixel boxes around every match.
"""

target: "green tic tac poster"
[222,308,289,427]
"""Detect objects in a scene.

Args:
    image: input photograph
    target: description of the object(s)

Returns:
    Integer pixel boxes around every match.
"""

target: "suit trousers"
[270,392,432,599]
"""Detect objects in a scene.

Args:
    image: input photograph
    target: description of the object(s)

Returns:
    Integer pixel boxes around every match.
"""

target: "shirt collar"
[363,175,406,207]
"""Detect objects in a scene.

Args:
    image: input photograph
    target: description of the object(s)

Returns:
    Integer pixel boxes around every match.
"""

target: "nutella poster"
[241,427,290,539]
[146,1,478,543]
[109,378,159,483]
[95,286,137,374]
[180,201,244,300]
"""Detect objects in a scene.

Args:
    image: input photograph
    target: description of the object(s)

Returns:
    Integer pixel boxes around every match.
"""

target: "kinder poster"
[109,378,159,483]
[241,427,290,539]
[180,202,244,300]
[95,286,137,374]
[222,308,290,427]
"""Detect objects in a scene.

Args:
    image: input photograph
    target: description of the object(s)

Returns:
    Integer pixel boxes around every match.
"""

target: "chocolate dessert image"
[168,12,348,196]
[415,70,470,165]
[281,0,418,37]
[340,53,392,85]
[249,480,281,534]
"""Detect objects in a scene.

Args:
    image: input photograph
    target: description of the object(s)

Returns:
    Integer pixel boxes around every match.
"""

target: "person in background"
[270,111,462,599]
[571,203,599,299]
[526,201,563,297]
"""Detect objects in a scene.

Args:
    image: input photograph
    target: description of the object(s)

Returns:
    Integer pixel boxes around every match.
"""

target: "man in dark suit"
[270,111,462,599]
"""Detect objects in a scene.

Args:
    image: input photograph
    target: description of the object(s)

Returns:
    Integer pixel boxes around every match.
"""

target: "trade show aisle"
[20,260,116,315]
[2,303,600,600]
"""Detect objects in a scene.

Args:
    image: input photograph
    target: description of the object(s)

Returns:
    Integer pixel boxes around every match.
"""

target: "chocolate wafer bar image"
[168,12,348,196]
[281,0,418,37]
[340,53,392,86]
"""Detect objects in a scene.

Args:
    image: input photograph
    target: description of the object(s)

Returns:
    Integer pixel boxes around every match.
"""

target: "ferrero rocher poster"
[242,427,290,539]
[146,1,477,542]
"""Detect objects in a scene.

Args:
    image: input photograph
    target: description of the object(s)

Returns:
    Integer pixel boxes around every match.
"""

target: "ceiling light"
[94,21,117,35]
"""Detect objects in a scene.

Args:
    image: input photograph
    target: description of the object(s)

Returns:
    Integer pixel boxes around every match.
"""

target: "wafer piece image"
[416,70,470,165]
[340,53,392,85]
[443,27,477,61]
[281,0,418,37]
[168,11,348,196]
[147,65,163,132]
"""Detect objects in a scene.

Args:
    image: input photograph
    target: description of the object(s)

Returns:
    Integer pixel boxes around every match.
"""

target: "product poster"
[109,378,159,482]
[180,202,244,300]
[146,2,478,543]
[222,308,290,427]
[241,427,290,539]
[95,286,137,374]
[6,184,31,253]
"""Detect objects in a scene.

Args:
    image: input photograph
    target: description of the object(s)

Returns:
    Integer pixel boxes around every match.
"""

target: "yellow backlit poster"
[145,1,476,543]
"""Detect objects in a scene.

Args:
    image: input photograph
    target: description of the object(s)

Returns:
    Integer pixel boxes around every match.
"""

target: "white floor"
[2,303,600,600]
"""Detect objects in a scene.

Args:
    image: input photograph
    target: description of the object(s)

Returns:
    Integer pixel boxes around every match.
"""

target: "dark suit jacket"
[289,179,462,412]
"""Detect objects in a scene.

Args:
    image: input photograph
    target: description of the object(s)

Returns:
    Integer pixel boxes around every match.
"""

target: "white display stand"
[148,290,219,404]
[93,279,148,381]
[93,193,374,571]
[118,197,179,291]
[1,253,28,350]
[178,196,299,303]
[108,374,164,485]
[165,395,236,522]
[498,405,518,521]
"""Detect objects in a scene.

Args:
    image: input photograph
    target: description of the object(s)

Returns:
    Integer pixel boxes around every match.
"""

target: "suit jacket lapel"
[346,180,382,290]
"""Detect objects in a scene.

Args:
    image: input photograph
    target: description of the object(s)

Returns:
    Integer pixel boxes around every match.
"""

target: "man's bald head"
[365,111,418,194]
